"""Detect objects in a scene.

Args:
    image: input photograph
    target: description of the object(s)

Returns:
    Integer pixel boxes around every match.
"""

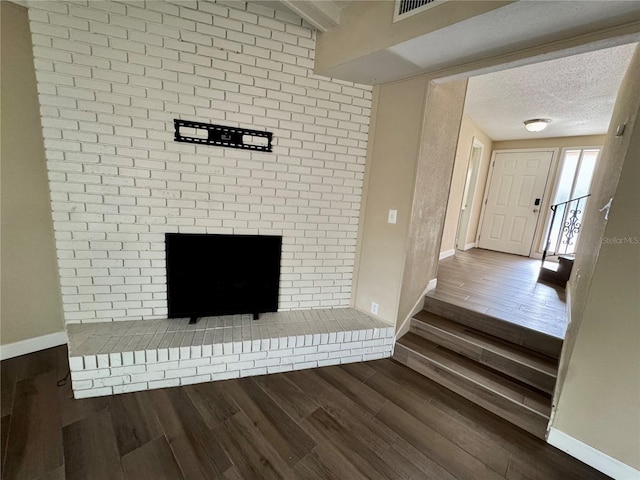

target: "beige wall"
[353,76,428,323]
[440,115,493,254]
[315,1,511,78]
[1,1,64,345]
[397,79,467,326]
[552,48,640,469]
[353,75,466,329]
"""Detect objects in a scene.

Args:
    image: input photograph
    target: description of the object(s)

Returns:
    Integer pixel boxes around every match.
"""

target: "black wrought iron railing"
[541,194,591,264]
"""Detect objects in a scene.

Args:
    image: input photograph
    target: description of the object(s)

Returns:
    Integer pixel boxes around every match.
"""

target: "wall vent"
[394,0,448,22]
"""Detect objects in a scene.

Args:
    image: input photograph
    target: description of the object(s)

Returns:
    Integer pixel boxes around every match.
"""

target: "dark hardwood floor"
[1,345,610,480]
[432,249,568,339]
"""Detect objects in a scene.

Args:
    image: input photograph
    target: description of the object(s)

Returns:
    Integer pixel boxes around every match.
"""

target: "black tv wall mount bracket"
[174,119,273,152]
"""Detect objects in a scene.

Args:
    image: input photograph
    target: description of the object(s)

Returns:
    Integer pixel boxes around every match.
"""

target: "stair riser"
[410,322,556,394]
[423,297,562,358]
[538,268,569,287]
[394,344,549,439]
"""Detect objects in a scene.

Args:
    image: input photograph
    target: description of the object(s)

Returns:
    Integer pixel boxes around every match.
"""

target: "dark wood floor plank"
[1,414,11,478]
[504,455,604,480]
[1,346,66,419]
[294,443,369,480]
[183,381,239,429]
[1,361,17,418]
[376,401,507,480]
[4,371,64,480]
[221,466,243,480]
[314,365,389,414]
[301,407,402,480]
[148,387,232,480]
[163,434,218,480]
[251,373,320,422]
[286,369,398,457]
[213,411,294,480]
[33,465,65,480]
[367,355,453,400]
[337,360,377,382]
[62,408,124,480]
[1,347,610,480]
[365,369,511,475]
[382,437,458,480]
[342,359,609,480]
[219,377,315,467]
[122,436,184,480]
[108,391,164,456]
[57,380,108,428]
[374,359,604,479]
[426,383,608,480]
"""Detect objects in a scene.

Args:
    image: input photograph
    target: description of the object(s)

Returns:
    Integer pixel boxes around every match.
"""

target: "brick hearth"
[67,308,393,398]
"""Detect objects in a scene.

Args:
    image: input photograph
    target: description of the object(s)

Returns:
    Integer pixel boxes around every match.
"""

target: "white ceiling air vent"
[393,0,449,22]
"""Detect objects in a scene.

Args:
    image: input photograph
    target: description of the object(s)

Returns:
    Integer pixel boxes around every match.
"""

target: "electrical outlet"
[371,302,379,315]
[388,209,397,224]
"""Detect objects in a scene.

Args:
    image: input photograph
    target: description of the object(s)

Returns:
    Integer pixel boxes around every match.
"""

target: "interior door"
[478,150,553,256]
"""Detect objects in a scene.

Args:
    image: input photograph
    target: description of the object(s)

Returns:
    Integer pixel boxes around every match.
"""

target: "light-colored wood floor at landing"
[431,249,567,339]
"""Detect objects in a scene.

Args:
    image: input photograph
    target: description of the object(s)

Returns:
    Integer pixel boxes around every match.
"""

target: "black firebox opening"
[166,233,282,324]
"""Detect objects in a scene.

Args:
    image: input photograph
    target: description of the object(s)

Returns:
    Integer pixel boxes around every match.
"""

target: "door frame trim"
[455,136,485,251]
[476,147,559,256]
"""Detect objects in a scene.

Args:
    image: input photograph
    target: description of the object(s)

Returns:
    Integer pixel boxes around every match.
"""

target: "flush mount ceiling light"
[524,118,551,132]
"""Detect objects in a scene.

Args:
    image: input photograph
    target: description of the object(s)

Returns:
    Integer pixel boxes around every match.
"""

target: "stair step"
[394,333,551,439]
[538,267,570,287]
[411,311,558,394]
[423,295,563,358]
[539,256,574,286]
[542,260,560,272]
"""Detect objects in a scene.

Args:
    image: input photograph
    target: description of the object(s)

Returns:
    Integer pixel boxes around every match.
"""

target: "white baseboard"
[426,278,437,292]
[439,249,455,260]
[462,242,476,251]
[0,331,68,360]
[548,427,640,479]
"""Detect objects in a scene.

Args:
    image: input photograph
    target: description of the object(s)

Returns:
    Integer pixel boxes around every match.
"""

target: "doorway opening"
[455,138,484,251]
[433,43,636,338]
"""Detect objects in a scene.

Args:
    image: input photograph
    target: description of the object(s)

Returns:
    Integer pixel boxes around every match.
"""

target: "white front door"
[478,150,553,256]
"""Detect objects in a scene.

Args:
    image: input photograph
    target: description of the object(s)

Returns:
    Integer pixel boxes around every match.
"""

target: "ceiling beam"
[279,0,341,32]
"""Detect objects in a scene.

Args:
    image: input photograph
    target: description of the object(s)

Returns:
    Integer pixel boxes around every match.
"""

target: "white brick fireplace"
[28,0,372,323]
[27,0,389,396]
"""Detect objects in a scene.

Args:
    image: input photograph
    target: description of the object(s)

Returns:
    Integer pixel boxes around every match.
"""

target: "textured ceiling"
[464,43,637,141]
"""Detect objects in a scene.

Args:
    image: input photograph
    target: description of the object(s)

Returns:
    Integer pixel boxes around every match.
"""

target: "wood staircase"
[394,295,561,439]
[538,255,575,287]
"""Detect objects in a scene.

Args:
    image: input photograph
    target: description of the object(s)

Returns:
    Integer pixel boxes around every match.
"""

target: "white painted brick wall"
[27,0,372,324]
